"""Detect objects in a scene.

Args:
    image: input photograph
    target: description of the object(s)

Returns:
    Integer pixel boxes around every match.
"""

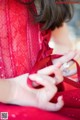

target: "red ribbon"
[27,29,80,89]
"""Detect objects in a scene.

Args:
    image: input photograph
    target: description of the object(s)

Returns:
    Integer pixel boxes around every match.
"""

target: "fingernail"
[58,96,63,101]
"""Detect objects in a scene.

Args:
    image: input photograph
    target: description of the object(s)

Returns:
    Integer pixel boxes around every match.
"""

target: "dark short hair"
[19,0,74,30]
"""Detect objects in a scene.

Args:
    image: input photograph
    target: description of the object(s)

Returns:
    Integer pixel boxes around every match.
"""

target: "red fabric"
[0,0,41,78]
[0,0,80,120]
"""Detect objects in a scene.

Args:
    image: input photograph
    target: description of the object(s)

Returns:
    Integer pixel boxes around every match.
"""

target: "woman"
[0,0,80,119]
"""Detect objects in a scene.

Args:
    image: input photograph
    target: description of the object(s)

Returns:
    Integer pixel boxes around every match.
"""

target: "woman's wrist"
[0,79,16,103]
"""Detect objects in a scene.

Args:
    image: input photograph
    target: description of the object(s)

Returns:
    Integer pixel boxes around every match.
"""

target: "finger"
[37,62,62,75]
[37,65,63,84]
[53,68,63,84]
[63,68,77,77]
[61,50,80,72]
[37,85,57,102]
[29,74,55,86]
[29,74,58,102]
[59,51,76,63]
[53,51,76,64]
[60,61,73,71]
[40,96,64,111]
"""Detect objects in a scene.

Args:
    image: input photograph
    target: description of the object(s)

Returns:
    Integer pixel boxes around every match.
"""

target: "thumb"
[54,62,62,68]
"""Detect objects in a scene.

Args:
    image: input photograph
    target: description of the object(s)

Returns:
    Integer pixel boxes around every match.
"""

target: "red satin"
[0,0,80,120]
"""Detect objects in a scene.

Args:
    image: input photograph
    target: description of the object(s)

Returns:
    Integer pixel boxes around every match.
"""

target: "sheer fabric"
[0,0,41,78]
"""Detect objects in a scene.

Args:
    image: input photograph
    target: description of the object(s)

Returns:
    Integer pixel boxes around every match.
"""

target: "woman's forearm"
[0,73,29,103]
[0,79,14,103]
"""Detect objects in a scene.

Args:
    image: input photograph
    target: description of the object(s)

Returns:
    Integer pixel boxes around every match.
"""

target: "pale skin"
[0,23,80,111]
[51,23,74,54]
[51,23,80,80]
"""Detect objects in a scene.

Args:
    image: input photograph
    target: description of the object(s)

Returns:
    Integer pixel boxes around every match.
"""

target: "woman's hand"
[8,63,64,111]
[52,50,80,81]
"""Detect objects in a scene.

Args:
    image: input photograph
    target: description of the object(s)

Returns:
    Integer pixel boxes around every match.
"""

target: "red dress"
[0,0,80,120]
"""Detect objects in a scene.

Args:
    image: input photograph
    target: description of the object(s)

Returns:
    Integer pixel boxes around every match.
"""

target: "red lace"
[0,0,41,78]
